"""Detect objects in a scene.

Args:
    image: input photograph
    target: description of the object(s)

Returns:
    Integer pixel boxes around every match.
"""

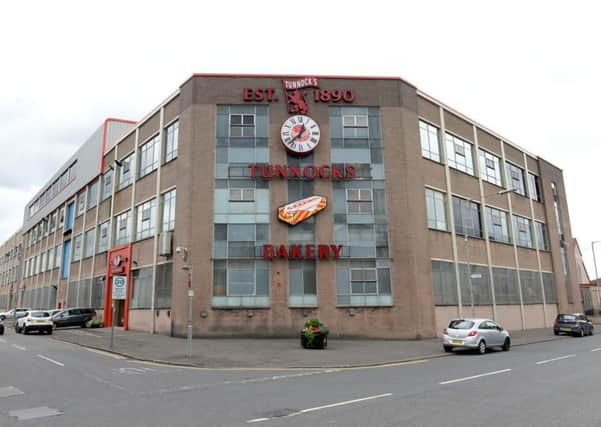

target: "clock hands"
[289,123,306,144]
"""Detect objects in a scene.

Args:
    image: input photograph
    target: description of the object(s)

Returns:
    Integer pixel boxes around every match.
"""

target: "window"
[130,267,153,308]
[84,228,95,258]
[446,134,474,175]
[161,189,176,232]
[213,223,268,258]
[535,221,548,251]
[350,267,377,294]
[40,251,47,272]
[49,212,57,232]
[118,153,135,189]
[551,182,563,238]
[213,260,269,299]
[229,188,255,202]
[560,246,569,275]
[528,173,541,202]
[61,240,71,279]
[289,260,316,306]
[88,180,99,209]
[342,115,368,138]
[452,197,482,238]
[55,244,62,269]
[506,162,526,196]
[114,210,131,246]
[76,189,86,216]
[346,188,372,214]
[419,121,440,162]
[139,135,160,178]
[229,114,255,137]
[136,198,156,240]
[336,259,391,305]
[164,121,179,163]
[155,263,172,308]
[425,188,447,231]
[65,201,75,232]
[91,276,105,309]
[102,169,113,200]
[478,150,503,186]
[72,234,83,261]
[485,206,510,243]
[47,247,55,271]
[512,215,533,248]
[97,221,109,253]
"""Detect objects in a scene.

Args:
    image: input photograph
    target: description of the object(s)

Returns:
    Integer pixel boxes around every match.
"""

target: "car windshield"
[30,312,50,318]
[448,320,475,329]
[558,314,577,322]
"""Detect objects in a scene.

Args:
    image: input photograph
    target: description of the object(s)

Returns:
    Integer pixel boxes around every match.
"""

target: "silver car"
[443,318,511,354]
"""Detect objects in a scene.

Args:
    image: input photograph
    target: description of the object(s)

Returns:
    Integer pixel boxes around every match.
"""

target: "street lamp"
[176,246,192,359]
[463,188,516,318]
[592,241,601,314]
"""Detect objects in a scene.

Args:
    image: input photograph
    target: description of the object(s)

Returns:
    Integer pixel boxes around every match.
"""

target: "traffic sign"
[112,275,127,300]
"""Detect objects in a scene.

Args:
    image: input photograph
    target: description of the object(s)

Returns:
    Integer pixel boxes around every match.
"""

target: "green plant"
[87,319,103,328]
[302,317,329,348]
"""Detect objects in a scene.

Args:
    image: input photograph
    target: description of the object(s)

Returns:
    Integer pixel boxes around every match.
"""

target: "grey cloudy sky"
[1,0,600,275]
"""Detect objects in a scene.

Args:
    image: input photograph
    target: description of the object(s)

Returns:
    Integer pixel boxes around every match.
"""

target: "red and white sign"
[278,196,327,226]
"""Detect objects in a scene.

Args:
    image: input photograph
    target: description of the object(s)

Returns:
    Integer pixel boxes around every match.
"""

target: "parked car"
[553,313,593,337]
[48,309,63,318]
[443,318,511,354]
[0,319,4,335]
[52,308,96,328]
[0,308,32,321]
[15,311,53,335]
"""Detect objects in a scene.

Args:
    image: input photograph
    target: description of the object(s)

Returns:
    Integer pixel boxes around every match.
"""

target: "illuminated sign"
[278,196,327,226]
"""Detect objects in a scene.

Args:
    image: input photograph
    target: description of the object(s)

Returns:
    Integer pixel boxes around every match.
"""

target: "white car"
[0,308,32,320]
[15,311,53,335]
[442,318,511,354]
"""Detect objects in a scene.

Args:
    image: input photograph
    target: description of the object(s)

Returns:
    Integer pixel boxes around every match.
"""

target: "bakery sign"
[243,77,356,261]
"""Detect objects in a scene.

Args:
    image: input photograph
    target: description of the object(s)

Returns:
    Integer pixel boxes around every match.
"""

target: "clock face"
[280,115,321,156]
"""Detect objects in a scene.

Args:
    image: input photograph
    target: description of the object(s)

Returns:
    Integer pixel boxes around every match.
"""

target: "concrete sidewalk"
[50,326,570,369]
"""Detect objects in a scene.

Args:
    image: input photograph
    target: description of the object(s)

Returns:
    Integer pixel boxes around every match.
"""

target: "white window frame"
[229,114,255,138]
[161,189,176,232]
[419,120,440,162]
[445,133,474,175]
[114,210,131,246]
[478,149,503,186]
[229,188,255,202]
[346,188,373,214]
[425,188,447,231]
[164,120,179,163]
[138,135,160,178]
[136,198,156,241]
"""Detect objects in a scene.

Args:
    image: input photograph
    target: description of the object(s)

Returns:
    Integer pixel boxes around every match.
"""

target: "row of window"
[28,162,77,219]
[1,244,21,263]
[26,120,179,249]
[0,266,18,286]
[425,188,549,250]
[419,121,542,201]
[23,190,176,280]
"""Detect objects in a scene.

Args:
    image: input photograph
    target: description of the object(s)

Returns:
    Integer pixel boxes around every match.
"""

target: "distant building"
[0,230,22,309]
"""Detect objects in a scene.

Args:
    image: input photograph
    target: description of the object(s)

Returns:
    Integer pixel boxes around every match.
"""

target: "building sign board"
[278,196,327,226]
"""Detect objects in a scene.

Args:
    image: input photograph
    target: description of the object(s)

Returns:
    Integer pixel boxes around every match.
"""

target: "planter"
[300,317,329,349]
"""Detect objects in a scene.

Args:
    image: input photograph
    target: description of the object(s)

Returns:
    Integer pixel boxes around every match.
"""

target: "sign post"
[111,275,127,349]
[182,266,193,359]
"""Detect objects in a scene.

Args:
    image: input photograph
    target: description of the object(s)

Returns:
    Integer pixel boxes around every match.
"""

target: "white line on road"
[535,354,576,365]
[590,348,601,352]
[439,369,512,385]
[37,354,64,367]
[0,338,7,343]
[11,344,26,351]
[246,393,393,423]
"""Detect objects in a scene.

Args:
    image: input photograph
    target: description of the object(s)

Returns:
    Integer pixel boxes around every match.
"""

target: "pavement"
[49,325,571,369]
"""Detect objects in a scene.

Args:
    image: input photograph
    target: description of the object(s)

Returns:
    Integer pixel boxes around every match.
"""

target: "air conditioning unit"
[159,231,173,256]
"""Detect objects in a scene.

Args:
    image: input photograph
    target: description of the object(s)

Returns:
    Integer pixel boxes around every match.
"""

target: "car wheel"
[0,315,4,321]
[23,327,28,335]
[502,338,511,351]
[443,345,453,353]
[478,340,486,355]
[322,335,328,349]
[81,322,87,328]
[590,328,594,336]
[47,328,53,335]
[580,329,585,338]
[553,330,559,336]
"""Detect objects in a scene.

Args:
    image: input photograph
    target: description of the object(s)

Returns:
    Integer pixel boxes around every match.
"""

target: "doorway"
[114,300,125,327]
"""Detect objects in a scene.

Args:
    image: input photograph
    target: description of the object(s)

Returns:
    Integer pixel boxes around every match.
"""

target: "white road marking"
[439,369,512,385]
[37,354,64,367]
[11,344,26,351]
[246,393,393,423]
[83,373,130,392]
[0,386,24,397]
[0,338,7,343]
[8,406,62,420]
[535,354,576,365]
[590,347,601,352]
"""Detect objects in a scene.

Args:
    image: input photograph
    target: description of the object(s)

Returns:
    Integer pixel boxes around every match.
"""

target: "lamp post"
[176,246,192,359]
[592,241,601,314]
[463,188,516,317]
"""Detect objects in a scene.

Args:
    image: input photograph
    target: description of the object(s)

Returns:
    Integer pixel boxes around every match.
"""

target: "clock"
[280,115,321,156]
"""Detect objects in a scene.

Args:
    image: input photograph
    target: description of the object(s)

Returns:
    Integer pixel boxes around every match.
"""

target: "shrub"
[87,319,103,328]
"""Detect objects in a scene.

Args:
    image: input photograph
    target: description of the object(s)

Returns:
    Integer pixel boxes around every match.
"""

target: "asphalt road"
[0,326,600,426]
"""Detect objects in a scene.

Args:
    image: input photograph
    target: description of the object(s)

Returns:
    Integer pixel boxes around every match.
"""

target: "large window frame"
[138,135,160,178]
[425,188,447,231]
[506,162,526,196]
[164,120,179,163]
[446,133,474,175]
[478,149,503,186]
[229,114,255,137]
[419,120,440,162]
[485,206,510,243]
[136,198,156,241]
[161,189,176,232]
